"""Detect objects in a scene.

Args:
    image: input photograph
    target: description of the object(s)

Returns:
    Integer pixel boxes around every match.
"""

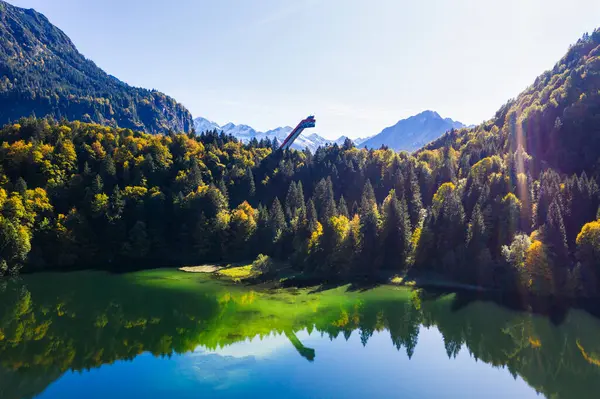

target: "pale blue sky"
[8,0,600,138]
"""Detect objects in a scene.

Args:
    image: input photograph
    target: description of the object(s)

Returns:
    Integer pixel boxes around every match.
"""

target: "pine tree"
[254,204,271,254]
[108,185,124,221]
[398,195,412,260]
[92,174,104,194]
[338,195,349,218]
[323,177,337,221]
[535,169,561,228]
[407,167,423,227]
[103,154,116,177]
[269,197,286,241]
[313,177,337,222]
[271,137,280,151]
[83,161,92,177]
[306,199,318,233]
[360,179,376,214]
[379,190,411,271]
[543,199,569,267]
[14,177,27,197]
[246,167,256,198]
[359,180,380,275]
[285,181,307,224]
[218,179,229,205]
[466,205,488,261]
[187,159,203,192]
[285,181,298,221]
[295,181,306,221]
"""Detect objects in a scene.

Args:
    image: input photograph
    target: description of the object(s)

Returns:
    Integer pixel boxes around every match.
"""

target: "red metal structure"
[280,115,316,150]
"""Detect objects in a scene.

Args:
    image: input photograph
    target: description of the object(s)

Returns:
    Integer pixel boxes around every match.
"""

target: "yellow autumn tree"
[523,232,554,295]
[576,220,600,272]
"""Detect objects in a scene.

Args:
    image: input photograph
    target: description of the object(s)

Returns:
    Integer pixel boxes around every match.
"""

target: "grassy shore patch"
[216,264,256,281]
[179,265,222,273]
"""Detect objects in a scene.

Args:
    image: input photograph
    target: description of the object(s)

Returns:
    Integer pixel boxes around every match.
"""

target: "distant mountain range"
[0,0,193,133]
[195,111,462,153]
[360,111,465,152]
[194,117,338,152]
[0,0,462,149]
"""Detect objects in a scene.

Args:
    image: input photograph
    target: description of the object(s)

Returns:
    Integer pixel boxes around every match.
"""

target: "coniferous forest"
[0,27,600,298]
[4,1,600,398]
[0,0,600,299]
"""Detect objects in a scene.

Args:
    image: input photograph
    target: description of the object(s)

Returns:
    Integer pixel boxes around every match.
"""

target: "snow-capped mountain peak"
[193,117,220,133]
[193,117,333,152]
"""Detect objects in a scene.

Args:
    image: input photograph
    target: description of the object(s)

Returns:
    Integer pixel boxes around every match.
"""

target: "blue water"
[1,270,598,399]
[38,327,537,398]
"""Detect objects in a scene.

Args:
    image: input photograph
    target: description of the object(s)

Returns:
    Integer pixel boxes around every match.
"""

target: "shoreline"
[178,263,490,293]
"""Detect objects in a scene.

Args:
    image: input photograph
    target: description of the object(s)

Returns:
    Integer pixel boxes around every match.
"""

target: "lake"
[0,269,599,398]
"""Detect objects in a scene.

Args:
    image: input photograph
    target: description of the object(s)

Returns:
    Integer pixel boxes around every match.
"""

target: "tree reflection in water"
[0,270,599,399]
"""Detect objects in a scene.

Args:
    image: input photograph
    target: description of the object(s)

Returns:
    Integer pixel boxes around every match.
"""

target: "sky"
[8,0,600,139]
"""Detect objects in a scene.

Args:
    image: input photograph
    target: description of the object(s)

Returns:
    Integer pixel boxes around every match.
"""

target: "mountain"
[193,117,220,134]
[353,136,372,146]
[194,118,376,151]
[0,0,193,133]
[424,28,600,177]
[334,136,350,145]
[193,117,333,152]
[361,111,464,152]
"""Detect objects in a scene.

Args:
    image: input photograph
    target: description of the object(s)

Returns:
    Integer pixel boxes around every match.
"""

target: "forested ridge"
[0,27,600,297]
[0,0,193,134]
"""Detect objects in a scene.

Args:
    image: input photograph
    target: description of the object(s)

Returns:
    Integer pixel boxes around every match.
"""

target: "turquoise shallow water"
[1,269,599,398]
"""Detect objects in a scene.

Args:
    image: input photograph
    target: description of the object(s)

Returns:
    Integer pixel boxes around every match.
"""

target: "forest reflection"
[0,270,599,399]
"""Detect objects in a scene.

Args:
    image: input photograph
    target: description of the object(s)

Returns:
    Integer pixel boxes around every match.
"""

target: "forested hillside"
[0,28,600,298]
[0,0,193,133]
[426,29,600,177]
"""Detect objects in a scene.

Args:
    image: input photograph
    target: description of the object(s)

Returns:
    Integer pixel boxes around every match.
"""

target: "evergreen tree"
[269,197,286,242]
[187,159,203,192]
[103,154,116,177]
[406,167,423,227]
[358,180,380,275]
[338,195,349,218]
[92,174,104,194]
[360,179,376,214]
[217,179,229,205]
[285,181,298,221]
[313,177,337,222]
[14,177,27,197]
[535,169,561,228]
[543,199,569,271]
[466,204,490,282]
[285,181,306,225]
[246,167,256,198]
[379,190,411,271]
[306,199,318,233]
[108,186,124,221]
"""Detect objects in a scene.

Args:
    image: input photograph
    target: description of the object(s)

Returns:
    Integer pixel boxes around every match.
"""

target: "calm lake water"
[1,270,599,399]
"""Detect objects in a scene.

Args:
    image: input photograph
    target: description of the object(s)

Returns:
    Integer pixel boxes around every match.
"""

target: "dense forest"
[0,0,193,133]
[0,20,599,298]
